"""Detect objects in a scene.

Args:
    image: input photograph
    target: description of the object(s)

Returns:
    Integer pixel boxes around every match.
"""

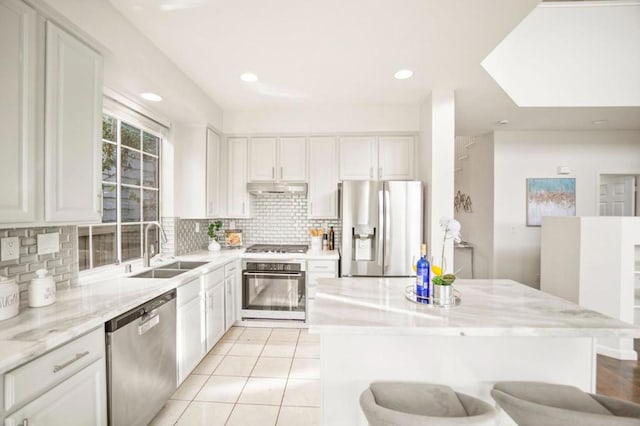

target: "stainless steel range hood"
[247,182,308,195]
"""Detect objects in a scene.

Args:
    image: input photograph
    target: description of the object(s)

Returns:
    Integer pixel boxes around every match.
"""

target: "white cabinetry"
[339,136,415,181]
[224,260,240,330]
[308,137,338,219]
[44,21,103,223]
[177,278,205,384]
[227,137,251,218]
[306,259,338,300]
[174,125,224,218]
[204,267,225,352]
[0,0,37,224]
[3,328,107,426]
[248,137,307,182]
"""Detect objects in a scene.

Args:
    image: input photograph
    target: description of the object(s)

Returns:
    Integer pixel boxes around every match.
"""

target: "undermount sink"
[162,261,208,270]
[130,268,187,279]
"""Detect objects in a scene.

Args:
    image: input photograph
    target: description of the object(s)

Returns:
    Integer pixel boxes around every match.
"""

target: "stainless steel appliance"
[341,180,422,277]
[105,290,177,426]
[242,244,307,321]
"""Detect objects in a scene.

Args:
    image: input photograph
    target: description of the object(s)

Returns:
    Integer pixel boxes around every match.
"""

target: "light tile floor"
[149,326,321,426]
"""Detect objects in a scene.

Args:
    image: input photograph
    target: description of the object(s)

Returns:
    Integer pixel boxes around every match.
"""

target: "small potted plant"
[431,218,461,305]
[207,220,223,251]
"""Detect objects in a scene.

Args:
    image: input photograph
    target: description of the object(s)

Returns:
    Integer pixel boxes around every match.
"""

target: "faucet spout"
[143,222,168,267]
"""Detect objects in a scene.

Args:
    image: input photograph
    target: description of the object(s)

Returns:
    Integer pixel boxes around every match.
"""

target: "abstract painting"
[526,178,576,226]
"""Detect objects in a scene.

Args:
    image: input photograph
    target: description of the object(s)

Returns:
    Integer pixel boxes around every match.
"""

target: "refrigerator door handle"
[377,187,385,268]
[383,188,391,272]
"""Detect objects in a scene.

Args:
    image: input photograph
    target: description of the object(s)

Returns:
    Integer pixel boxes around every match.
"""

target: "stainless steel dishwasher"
[105,289,177,426]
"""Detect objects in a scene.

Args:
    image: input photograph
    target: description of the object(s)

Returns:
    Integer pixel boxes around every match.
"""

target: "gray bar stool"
[359,382,498,425]
[491,381,640,426]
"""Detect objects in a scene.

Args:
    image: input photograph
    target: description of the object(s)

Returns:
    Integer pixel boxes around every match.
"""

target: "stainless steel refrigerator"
[341,180,423,277]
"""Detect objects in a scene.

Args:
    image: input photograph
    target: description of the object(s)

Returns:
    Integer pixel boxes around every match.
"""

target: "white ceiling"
[109,0,640,134]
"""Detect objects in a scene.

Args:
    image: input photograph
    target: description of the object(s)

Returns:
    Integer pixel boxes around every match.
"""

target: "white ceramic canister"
[28,269,56,308]
[0,275,20,321]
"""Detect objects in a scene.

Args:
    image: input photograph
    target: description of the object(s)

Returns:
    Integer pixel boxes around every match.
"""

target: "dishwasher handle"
[105,289,176,332]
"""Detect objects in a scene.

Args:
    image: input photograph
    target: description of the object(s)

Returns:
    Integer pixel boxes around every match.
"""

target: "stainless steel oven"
[242,259,306,321]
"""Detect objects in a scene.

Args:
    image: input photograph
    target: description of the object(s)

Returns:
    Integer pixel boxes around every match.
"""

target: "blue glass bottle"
[416,244,430,302]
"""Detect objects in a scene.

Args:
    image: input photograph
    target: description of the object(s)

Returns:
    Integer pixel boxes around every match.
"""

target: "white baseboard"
[597,344,638,361]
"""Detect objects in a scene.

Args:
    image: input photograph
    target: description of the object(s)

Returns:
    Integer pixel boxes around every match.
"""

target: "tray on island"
[405,285,461,308]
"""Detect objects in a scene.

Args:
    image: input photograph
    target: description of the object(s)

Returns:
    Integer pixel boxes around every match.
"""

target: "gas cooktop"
[245,244,308,254]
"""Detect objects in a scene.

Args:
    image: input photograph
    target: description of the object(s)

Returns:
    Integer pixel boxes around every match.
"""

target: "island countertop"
[308,277,640,337]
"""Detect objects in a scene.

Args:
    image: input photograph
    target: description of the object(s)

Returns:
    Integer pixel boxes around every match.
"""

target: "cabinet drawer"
[204,267,224,289]
[4,327,105,413]
[224,261,238,277]
[177,277,202,306]
[307,260,336,273]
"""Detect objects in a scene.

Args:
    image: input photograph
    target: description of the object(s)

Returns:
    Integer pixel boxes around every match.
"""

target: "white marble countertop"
[308,277,640,337]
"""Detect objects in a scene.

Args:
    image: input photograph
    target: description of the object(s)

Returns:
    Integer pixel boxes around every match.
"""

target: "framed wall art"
[526,178,576,226]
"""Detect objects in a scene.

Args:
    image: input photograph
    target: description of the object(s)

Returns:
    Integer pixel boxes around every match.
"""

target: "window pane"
[121,187,141,222]
[102,142,116,182]
[143,190,158,221]
[92,225,117,268]
[143,132,159,155]
[122,224,142,261]
[78,227,89,271]
[121,148,141,186]
[121,122,140,149]
[102,115,116,142]
[143,154,158,188]
[102,184,117,223]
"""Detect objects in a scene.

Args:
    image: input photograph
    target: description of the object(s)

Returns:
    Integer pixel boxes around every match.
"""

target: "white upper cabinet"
[278,137,307,181]
[248,137,307,182]
[378,136,415,180]
[44,22,103,223]
[339,135,415,181]
[308,137,338,219]
[0,0,37,223]
[339,136,378,180]
[227,137,251,218]
[174,126,224,218]
[248,137,277,181]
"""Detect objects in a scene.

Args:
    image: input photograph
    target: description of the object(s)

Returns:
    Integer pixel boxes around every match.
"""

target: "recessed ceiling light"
[240,72,258,83]
[140,92,162,102]
[592,119,608,125]
[394,69,413,80]
[498,119,510,125]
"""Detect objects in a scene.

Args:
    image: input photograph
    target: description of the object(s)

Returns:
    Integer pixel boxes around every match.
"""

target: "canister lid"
[35,269,48,278]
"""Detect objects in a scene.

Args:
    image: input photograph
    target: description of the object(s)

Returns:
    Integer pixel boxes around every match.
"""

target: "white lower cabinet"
[2,327,107,426]
[306,259,338,300]
[204,267,225,352]
[224,260,240,330]
[176,278,205,385]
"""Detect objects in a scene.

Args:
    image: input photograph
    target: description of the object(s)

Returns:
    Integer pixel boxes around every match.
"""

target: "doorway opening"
[598,174,640,216]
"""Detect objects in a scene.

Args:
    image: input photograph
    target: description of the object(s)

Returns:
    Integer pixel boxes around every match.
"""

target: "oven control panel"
[245,262,303,272]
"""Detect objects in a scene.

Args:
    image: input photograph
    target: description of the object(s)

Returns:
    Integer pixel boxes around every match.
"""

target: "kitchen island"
[308,277,640,426]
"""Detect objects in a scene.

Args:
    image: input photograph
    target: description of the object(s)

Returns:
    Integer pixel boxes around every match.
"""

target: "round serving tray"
[405,285,461,308]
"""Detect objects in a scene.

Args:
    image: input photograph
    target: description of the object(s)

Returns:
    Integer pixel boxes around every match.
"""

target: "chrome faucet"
[143,222,168,267]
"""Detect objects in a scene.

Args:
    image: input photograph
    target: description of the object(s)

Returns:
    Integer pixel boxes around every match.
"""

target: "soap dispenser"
[28,269,56,308]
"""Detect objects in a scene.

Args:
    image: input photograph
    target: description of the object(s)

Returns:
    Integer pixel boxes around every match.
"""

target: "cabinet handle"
[242,202,245,215]
[97,192,103,213]
[280,166,283,179]
[310,202,313,214]
[369,167,373,178]
[23,419,28,426]
[53,351,90,373]
[272,167,275,179]
[379,167,382,178]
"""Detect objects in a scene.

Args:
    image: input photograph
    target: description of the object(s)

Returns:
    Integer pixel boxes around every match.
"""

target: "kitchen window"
[78,111,162,271]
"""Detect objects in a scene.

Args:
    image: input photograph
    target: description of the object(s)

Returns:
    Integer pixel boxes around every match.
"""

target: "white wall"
[37,0,223,128]
[454,133,494,278]
[223,105,419,134]
[493,130,640,287]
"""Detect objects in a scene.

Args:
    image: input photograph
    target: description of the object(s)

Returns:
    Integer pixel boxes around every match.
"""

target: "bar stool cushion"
[360,382,497,426]
[491,381,640,426]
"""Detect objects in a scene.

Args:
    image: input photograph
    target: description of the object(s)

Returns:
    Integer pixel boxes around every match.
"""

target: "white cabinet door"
[44,22,102,223]
[227,137,251,217]
[225,276,236,330]
[205,282,225,352]
[378,136,415,180]
[177,279,205,385]
[206,128,222,217]
[339,136,377,180]
[279,137,307,181]
[248,137,277,182]
[4,359,107,426]
[0,0,37,224]
[306,272,335,300]
[308,137,338,218]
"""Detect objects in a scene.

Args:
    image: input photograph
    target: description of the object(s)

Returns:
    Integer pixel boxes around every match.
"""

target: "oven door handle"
[243,272,303,278]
